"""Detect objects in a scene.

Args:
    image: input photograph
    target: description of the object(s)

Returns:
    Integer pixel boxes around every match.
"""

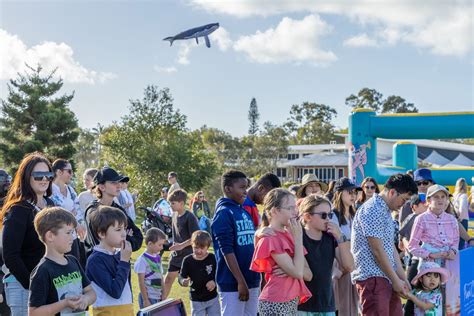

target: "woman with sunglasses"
[51,159,86,267]
[297,195,353,315]
[355,177,380,210]
[0,152,55,315]
[331,177,361,316]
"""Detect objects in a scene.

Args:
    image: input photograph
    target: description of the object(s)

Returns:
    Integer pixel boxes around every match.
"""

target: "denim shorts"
[4,278,28,316]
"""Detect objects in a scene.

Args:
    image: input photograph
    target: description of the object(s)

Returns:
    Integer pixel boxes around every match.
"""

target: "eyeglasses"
[309,212,334,220]
[198,195,205,198]
[280,205,297,212]
[364,185,376,190]
[62,169,73,175]
[31,171,54,181]
[416,181,430,186]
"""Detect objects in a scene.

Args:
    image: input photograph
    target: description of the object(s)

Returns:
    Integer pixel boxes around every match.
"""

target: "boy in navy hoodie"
[211,170,260,316]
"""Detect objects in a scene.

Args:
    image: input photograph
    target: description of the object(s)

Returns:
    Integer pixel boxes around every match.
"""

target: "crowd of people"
[0,151,472,316]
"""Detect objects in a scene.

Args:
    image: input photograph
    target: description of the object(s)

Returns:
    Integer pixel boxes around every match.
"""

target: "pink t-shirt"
[251,230,312,304]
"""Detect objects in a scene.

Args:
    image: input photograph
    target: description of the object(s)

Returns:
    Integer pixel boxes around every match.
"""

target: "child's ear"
[44,230,55,243]
[98,231,106,240]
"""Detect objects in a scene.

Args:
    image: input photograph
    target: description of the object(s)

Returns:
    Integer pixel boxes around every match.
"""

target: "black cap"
[334,177,362,192]
[94,167,129,184]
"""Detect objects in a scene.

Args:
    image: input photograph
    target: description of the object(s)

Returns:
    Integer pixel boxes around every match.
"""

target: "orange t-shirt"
[251,230,312,304]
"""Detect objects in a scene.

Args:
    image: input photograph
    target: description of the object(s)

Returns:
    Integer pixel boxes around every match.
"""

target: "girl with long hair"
[453,178,469,249]
[1,152,54,315]
[251,188,312,315]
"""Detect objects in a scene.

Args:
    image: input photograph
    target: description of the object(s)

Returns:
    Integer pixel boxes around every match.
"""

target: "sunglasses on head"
[31,171,54,181]
[364,185,376,190]
[416,180,430,186]
[310,212,334,220]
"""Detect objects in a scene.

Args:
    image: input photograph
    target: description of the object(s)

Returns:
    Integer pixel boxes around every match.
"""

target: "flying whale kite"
[163,23,220,48]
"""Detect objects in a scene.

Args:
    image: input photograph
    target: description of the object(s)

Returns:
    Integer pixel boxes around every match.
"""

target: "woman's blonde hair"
[299,195,332,224]
[454,178,467,196]
[261,188,293,227]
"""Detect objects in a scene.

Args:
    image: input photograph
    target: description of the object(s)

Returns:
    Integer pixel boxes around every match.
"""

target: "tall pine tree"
[0,65,79,168]
[248,97,260,135]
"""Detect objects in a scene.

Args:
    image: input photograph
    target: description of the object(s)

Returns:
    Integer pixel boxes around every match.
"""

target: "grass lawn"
[130,246,191,314]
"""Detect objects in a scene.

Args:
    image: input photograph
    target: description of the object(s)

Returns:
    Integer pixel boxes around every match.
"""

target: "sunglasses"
[31,171,54,181]
[310,212,334,220]
[62,169,73,175]
[416,180,430,186]
[364,185,376,190]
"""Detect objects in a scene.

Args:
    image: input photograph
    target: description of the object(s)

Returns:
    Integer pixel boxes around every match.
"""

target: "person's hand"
[120,240,132,262]
[393,278,409,298]
[326,222,342,240]
[64,295,81,310]
[255,226,276,239]
[144,298,151,307]
[446,249,457,260]
[272,267,288,277]
[237,281,249,301]
[288,218,302,240]
[75,294,90,311]
[0,294,3,304]
[206,280,216,292]
[398,240,405,252]
[181,278,190,287]
[169,243,183,252]
[76,224,87,241]
[429,251,447,259]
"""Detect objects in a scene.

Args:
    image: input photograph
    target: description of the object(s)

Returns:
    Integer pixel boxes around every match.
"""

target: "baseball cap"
[94,167,129,184]
[426,184,450,198]
[334,177,362,192]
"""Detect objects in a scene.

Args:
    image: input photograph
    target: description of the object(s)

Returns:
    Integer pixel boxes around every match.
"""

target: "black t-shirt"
[29,255,90,315]
[180,253,217,302]
[172,211,199,259]
[399,213,418,240]
[298,230,337,313]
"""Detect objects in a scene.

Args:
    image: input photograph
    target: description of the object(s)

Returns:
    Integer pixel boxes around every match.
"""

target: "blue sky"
[1,0,472,136]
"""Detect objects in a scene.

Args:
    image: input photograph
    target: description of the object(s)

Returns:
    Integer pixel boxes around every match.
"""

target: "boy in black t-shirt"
[29,207,96,316]
[162,189,200,300]
[179,230,220,316]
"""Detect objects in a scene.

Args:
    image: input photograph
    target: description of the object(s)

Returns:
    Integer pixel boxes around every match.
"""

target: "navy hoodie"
[211,197,260,292]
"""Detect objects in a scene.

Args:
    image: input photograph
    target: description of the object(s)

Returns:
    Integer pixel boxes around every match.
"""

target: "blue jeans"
[138,293,159,309]
[4,279,28,316]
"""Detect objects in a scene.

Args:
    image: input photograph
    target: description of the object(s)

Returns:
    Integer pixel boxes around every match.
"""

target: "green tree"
[0,65,79,169]
[345,88,418,113]
[285,102,337,144]
[73,127,101,175]
[101,85,218,206]
[248,97,260,135]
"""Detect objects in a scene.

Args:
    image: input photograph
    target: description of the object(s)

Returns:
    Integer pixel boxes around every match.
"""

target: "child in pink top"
[251,188,312,315]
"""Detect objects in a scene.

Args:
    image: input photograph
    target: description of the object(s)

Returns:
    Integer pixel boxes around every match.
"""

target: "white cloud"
[153,65,178,73]
[233,15,337,66]
[211,27,232,51]
[176,42,194,65]
[190,0,473,57]
[343,33,379,47]
[0,29,116,84]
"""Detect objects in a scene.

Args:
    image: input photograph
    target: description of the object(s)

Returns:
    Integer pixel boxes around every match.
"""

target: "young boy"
[162,189,200,299]
[85,206,134,314]
[134,228,167,308]
[179,230,220,316]
[211,170,261,316]
[29,207,96,316]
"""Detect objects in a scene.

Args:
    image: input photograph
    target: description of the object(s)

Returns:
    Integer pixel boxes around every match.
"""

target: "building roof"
[288,144,346,152]
[284,152,348,167]
[423,150,451,166]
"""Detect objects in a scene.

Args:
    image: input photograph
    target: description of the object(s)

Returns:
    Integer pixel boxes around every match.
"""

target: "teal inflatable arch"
[348,109,474,186]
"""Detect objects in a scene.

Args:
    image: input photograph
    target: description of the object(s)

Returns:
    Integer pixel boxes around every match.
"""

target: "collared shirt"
[51,183,82,222]
[351,194,396,283]
[407,209,459,259]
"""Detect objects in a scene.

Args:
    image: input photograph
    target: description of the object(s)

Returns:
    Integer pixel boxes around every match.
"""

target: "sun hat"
[411,261,450,286]
[296,174,328,198]
[426,184,450,198]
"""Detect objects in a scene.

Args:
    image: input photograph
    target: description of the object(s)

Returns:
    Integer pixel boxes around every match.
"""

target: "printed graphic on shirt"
[236,212,255,246]
[53,271,84,314]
